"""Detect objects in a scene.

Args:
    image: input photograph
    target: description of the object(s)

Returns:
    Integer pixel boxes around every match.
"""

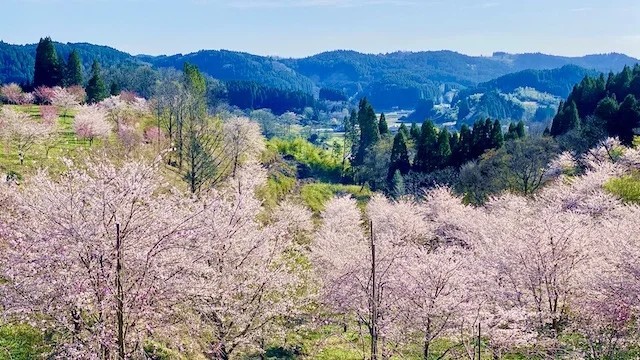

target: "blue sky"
[2,0,639,58]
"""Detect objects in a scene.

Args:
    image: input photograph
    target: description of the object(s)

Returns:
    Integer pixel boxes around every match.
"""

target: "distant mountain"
[0,40,638,112]
[141,50,315,92]
[405,65,600,126]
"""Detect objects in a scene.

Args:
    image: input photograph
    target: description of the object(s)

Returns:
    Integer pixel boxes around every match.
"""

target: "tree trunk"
[370,221,378,360]
[423,319,431,360]
[115,223,125,360]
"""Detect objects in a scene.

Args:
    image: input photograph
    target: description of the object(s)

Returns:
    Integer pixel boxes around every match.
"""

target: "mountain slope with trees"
[1,39,638,115]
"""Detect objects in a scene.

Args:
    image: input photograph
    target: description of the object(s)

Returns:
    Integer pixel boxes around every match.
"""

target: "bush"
[300,183,371,213]
[604,172,640,204]
[268,138,343,183]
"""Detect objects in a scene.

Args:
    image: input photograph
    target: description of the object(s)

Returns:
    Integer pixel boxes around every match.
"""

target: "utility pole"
[370,221,377,360]
[116,223,125,360]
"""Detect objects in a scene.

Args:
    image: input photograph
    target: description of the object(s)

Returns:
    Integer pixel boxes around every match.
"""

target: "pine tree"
[344,110,359,164]
[516,120,526,139]
[33,37,62,87]
[86,60,108,104]
[409,123,421,141]
[615,94,640,145]
[550,101,566,136]
[398,123,409,139]
[378,113,389,135]
[596,96,620,137]
[436,128,452,169]
[505,122,518,141]
[389,132,411,178]
[355,98,380,165]
[490,119,504,148]
[452,124,471,166]
[550,101,579,136]
[110,81,121,96]
[64,50,83,86]
[413,120,438,172]
[471,119,489,159]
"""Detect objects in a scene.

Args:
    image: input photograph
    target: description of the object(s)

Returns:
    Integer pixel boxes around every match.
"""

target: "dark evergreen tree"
[398,123,409,139]
[409,122,421,142]
[451,124,472,167]
[86,60,108,104]
[388,132,411,178]
[551,101,580,136]
[33,37,62,87]
[614,94,640,145]
[64,50,83,86]
[355,98,380,165]
[436,128,452,169]
[378,113,389,135]
[505,122,519,141]
[490,119,504,148]
[413,120,438,172]
[516,120,526,139]
[110,81,121,96]
[470,119,489,159]
[595,96,620,136]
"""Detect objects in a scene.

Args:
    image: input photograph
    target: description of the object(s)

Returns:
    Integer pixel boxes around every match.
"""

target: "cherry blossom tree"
[471,192,600,357]
[39,106,60,158]
[396,246,474,359]
[0,107,53,164]
[52,87,81,118]
[0,157,201,358]
[117,124,142,153]
[73,105,112,146]
[33,86,57,104]
[143,126,165,145]
[223,117,265,177]
[182,163,313,359]
[0,83,26,104]
[99,94,150,128]
[67,85,87,104]
[313,194,428,359]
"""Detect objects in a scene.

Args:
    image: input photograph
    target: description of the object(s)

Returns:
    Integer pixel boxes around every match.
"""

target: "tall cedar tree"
[86,60,108,104]
[355,98,380,165]
[414,120,438,172]
[64,50,83,86]
[551,101,580,136]
[451,124,472,167]
[516,120,526,139]
[615,94,640,145]
[505,122,519,141]
[344,110,359,165]
[491,119,504,148]
[388,132,411,179]
[436,128,452,169]
[33,37,62,87]
[378,113,389,135]
[409,123,421,142]
[398,123,409,139]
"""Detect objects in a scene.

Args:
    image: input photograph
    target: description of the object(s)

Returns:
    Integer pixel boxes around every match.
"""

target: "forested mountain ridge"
[405,65,599,125]
[0,41,138,84]
[1,39,638,112]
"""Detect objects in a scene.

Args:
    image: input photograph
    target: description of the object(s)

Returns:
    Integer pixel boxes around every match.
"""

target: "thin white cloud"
[223,0,420,9]
[570,7,593,12]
